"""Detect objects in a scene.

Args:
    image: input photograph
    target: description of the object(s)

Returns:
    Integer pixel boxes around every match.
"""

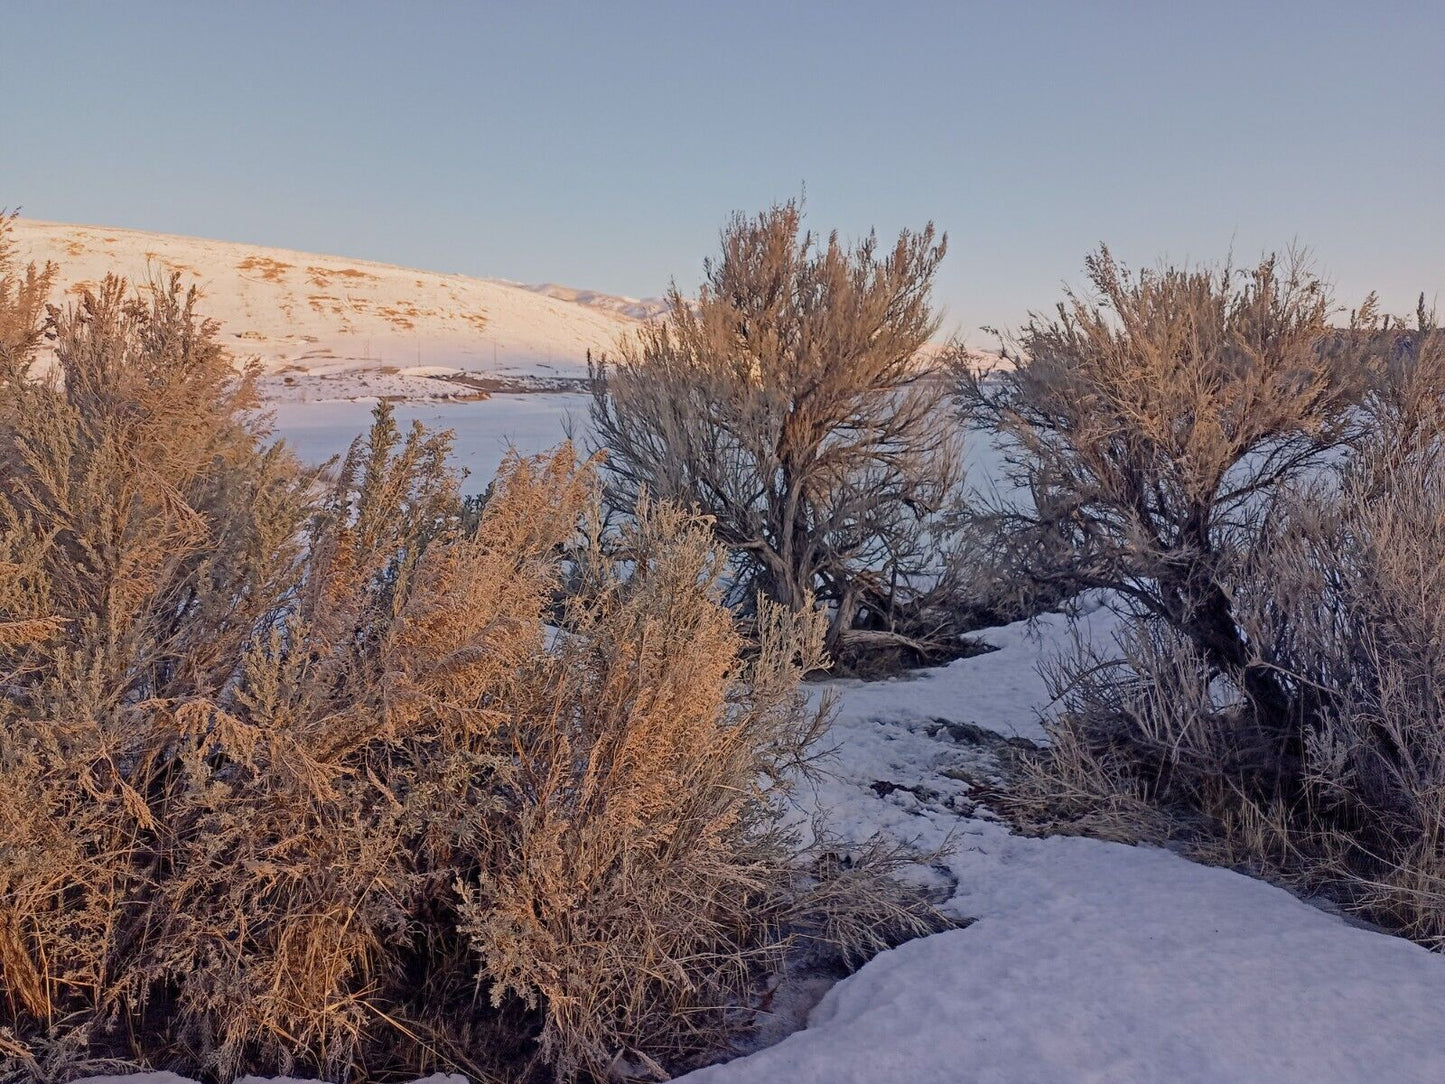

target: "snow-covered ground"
[517,280,670,321]
[9,220,643,400]
[679,603,1445,1082]
[78,601,1445,1084]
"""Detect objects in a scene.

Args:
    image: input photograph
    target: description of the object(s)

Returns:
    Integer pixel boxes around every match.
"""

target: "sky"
[3,1,1441,343]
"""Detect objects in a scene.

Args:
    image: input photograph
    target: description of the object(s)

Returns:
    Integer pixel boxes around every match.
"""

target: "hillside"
[8,219,646,401]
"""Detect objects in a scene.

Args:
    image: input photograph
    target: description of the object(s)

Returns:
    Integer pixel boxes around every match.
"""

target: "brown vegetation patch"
[378,301,423,330]
[236,255,294,283]
[306,293,345,314]
[306,265,379,288]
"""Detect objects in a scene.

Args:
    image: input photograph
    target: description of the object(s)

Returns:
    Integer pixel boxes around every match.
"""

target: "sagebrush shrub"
[956,248,1367,736]
[0,210,54,369]
[1231,317,1445,940]
[590,201,973,671]
[1001,265,1445,944]
[0,261,311,1044]
[0,226,934,1082]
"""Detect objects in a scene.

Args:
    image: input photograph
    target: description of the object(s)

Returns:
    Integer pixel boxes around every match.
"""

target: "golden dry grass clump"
[0,214,933,1082]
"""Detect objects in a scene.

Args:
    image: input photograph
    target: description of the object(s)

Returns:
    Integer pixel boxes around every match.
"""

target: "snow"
[819,601,1119,745]
[680,607,1445,1083]
[516,280,670,321]
[10,219,641,400]
[10,220,1005,405]
[686,840,1445,1083]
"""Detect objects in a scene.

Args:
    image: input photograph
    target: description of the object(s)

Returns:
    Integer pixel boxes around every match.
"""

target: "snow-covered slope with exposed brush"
[9,220,644,401]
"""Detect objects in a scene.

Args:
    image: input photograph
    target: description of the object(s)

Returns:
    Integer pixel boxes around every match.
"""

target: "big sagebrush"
[990,250,1445,945]
[589,201,974,672]
[0,215,934,1083]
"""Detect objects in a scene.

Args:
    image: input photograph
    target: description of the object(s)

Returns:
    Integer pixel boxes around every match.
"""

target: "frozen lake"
[266,392,1017,501]
[266,393,595,493]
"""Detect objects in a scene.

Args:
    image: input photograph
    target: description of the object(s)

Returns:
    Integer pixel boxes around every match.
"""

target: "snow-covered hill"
[512,280,671,321]
[8,219,645,401]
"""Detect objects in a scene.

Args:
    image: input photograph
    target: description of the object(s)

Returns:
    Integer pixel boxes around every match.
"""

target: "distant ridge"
[512,281,671,322]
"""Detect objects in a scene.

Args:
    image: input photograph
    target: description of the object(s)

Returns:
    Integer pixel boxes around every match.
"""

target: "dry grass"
[235,256,294,283]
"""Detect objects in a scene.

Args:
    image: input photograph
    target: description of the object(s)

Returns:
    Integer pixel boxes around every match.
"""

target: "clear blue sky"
[3,1,1441,341]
